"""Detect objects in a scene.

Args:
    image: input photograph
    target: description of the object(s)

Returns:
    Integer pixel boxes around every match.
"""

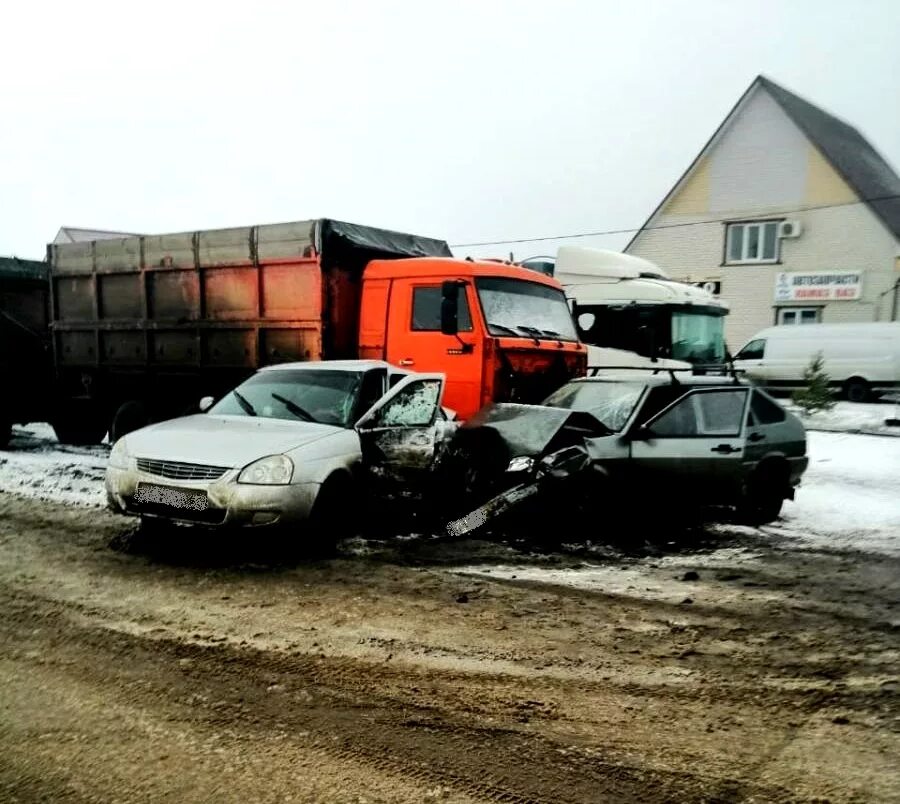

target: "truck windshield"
[475,278,578,341]
[209,369,362,427]
[671,311,726,364]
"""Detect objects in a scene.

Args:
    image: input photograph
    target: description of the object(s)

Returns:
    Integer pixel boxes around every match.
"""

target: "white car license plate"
[134,483,209,511]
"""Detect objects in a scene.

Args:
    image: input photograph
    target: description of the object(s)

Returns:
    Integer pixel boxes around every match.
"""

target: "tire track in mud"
[0,586,794,804]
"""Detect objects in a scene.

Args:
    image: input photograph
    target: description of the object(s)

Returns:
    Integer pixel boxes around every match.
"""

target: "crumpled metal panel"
[462,403,576,457]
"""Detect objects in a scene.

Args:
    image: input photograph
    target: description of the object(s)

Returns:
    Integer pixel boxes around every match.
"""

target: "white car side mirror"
[199,396,215,413]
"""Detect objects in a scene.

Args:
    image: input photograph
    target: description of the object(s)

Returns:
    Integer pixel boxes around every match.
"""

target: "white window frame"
[725,221,780,265]
[777,307,822,325]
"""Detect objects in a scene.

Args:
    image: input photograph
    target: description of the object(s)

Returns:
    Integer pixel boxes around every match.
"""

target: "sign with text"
[774,272,862,302]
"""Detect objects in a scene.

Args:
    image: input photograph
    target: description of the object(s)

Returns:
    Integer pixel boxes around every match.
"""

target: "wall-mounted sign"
[774,272,862,302]
[690,281,721,295]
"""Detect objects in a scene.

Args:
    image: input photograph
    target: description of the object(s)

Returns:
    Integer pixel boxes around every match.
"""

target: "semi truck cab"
[359,258,586,419]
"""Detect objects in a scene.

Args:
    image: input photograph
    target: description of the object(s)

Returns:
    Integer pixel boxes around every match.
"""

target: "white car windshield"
[209,369,362,427]
[476,278,578,341]
[543,381,645,431]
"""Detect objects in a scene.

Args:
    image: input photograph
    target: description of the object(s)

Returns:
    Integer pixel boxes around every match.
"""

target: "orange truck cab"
[359,258,586,419]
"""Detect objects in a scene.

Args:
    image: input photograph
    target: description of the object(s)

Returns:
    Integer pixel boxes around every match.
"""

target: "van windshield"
[476,278,578,341]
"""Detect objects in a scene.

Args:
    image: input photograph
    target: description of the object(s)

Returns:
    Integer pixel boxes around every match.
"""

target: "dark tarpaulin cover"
[0,257,49,284]
[319,219,452,264]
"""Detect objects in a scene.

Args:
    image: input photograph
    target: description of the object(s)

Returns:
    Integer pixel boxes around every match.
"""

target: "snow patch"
[0,424,108,507]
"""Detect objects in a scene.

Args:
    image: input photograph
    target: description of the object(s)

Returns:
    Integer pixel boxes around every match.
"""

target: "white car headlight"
[237,454,294,485]
[108,437,133,470]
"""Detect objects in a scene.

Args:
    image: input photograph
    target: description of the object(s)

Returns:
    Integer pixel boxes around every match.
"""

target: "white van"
[733,322,900,402]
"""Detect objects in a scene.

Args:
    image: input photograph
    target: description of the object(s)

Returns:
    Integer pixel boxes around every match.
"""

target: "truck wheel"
[52,402,109,446]
[844,378,869,403]
[110,401,150,443]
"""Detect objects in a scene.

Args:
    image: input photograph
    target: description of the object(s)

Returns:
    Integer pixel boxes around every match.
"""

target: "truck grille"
[136,458,230,481]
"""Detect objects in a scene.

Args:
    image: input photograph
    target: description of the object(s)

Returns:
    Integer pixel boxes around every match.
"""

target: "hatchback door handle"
[398,358,415,366]
[748,432,765,442]
[711,444,740,454]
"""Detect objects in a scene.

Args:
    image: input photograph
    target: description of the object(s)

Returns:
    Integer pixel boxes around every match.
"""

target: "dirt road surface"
[0,490,898,803]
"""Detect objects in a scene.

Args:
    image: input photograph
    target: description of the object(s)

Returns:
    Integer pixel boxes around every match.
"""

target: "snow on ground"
[2,412,898,561]
[457,429,900,596]
[789,399,900,436]
[0,424,108,507]
[767,430,900,556]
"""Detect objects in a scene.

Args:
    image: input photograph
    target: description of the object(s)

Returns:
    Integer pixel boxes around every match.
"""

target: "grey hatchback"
[447,373,808,535]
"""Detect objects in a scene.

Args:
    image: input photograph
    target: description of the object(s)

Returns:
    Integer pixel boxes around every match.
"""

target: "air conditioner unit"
[778,220,802,239]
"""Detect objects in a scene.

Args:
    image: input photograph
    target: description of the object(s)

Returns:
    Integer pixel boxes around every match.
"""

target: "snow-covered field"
[0,423,108,507]
[791,399,900,436]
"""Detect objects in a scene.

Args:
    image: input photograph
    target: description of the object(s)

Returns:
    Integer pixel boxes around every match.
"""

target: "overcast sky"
[2,0,898,260]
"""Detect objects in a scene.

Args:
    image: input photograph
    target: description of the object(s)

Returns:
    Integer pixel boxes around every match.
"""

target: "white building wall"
[627,87,900,350]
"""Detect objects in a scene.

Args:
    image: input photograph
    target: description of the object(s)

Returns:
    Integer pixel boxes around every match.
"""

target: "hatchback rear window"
[748,391,786,425]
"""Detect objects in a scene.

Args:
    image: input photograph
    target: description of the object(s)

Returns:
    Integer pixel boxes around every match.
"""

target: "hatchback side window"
[649,390,748,437]
[748,390,786,425]
[737,339,765,360]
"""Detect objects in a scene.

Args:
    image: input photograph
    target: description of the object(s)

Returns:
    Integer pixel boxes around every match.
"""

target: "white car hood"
[123,414,344,468]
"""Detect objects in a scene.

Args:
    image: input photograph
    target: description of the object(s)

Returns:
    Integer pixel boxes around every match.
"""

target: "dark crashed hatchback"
[447,374,808,536]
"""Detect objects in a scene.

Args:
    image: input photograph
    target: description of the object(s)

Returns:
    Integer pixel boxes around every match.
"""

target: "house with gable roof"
[625,75,900,349]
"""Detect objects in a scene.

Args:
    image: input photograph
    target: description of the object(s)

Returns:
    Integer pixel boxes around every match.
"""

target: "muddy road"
[0,493,898,803]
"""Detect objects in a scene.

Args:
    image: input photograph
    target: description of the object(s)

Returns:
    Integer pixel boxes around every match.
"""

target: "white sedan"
[105,360,449,532]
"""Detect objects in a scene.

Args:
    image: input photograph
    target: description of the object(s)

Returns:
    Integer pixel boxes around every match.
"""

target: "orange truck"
[48,218,585,443]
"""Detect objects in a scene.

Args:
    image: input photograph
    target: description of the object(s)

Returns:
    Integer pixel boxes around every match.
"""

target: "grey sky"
[2,0,898,260]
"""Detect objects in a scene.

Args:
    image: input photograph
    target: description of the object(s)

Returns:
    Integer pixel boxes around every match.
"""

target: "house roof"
[758,77,900,241]
[626,75,900,248]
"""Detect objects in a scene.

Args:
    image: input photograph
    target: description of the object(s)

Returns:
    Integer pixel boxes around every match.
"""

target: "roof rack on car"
[586,365,694,384]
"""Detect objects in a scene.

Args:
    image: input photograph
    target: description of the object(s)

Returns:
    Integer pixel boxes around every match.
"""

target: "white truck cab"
[529,247,730,373]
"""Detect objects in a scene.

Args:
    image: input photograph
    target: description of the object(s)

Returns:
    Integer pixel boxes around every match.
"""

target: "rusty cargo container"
[48,218,450,443]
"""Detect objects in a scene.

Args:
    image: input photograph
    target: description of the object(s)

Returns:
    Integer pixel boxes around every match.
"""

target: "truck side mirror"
[440,280,460,336]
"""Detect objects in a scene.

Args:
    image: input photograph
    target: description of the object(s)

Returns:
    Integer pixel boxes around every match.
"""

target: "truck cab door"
[629,388,750,505]
[355,373,449,494]
[383,280,482,419]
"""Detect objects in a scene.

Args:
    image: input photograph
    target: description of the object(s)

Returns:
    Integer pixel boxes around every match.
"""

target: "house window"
[725,221,780,264]
[777,307,821,325]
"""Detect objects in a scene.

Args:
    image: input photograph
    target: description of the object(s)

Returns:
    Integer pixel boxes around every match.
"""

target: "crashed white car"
[105,360,450,532]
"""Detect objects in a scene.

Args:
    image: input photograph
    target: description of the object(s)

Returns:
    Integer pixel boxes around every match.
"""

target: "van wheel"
[844,378,869,403]
[110,401,149,443]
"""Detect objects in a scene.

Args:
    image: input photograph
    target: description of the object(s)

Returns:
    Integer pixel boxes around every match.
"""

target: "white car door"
[355,374,449,488]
